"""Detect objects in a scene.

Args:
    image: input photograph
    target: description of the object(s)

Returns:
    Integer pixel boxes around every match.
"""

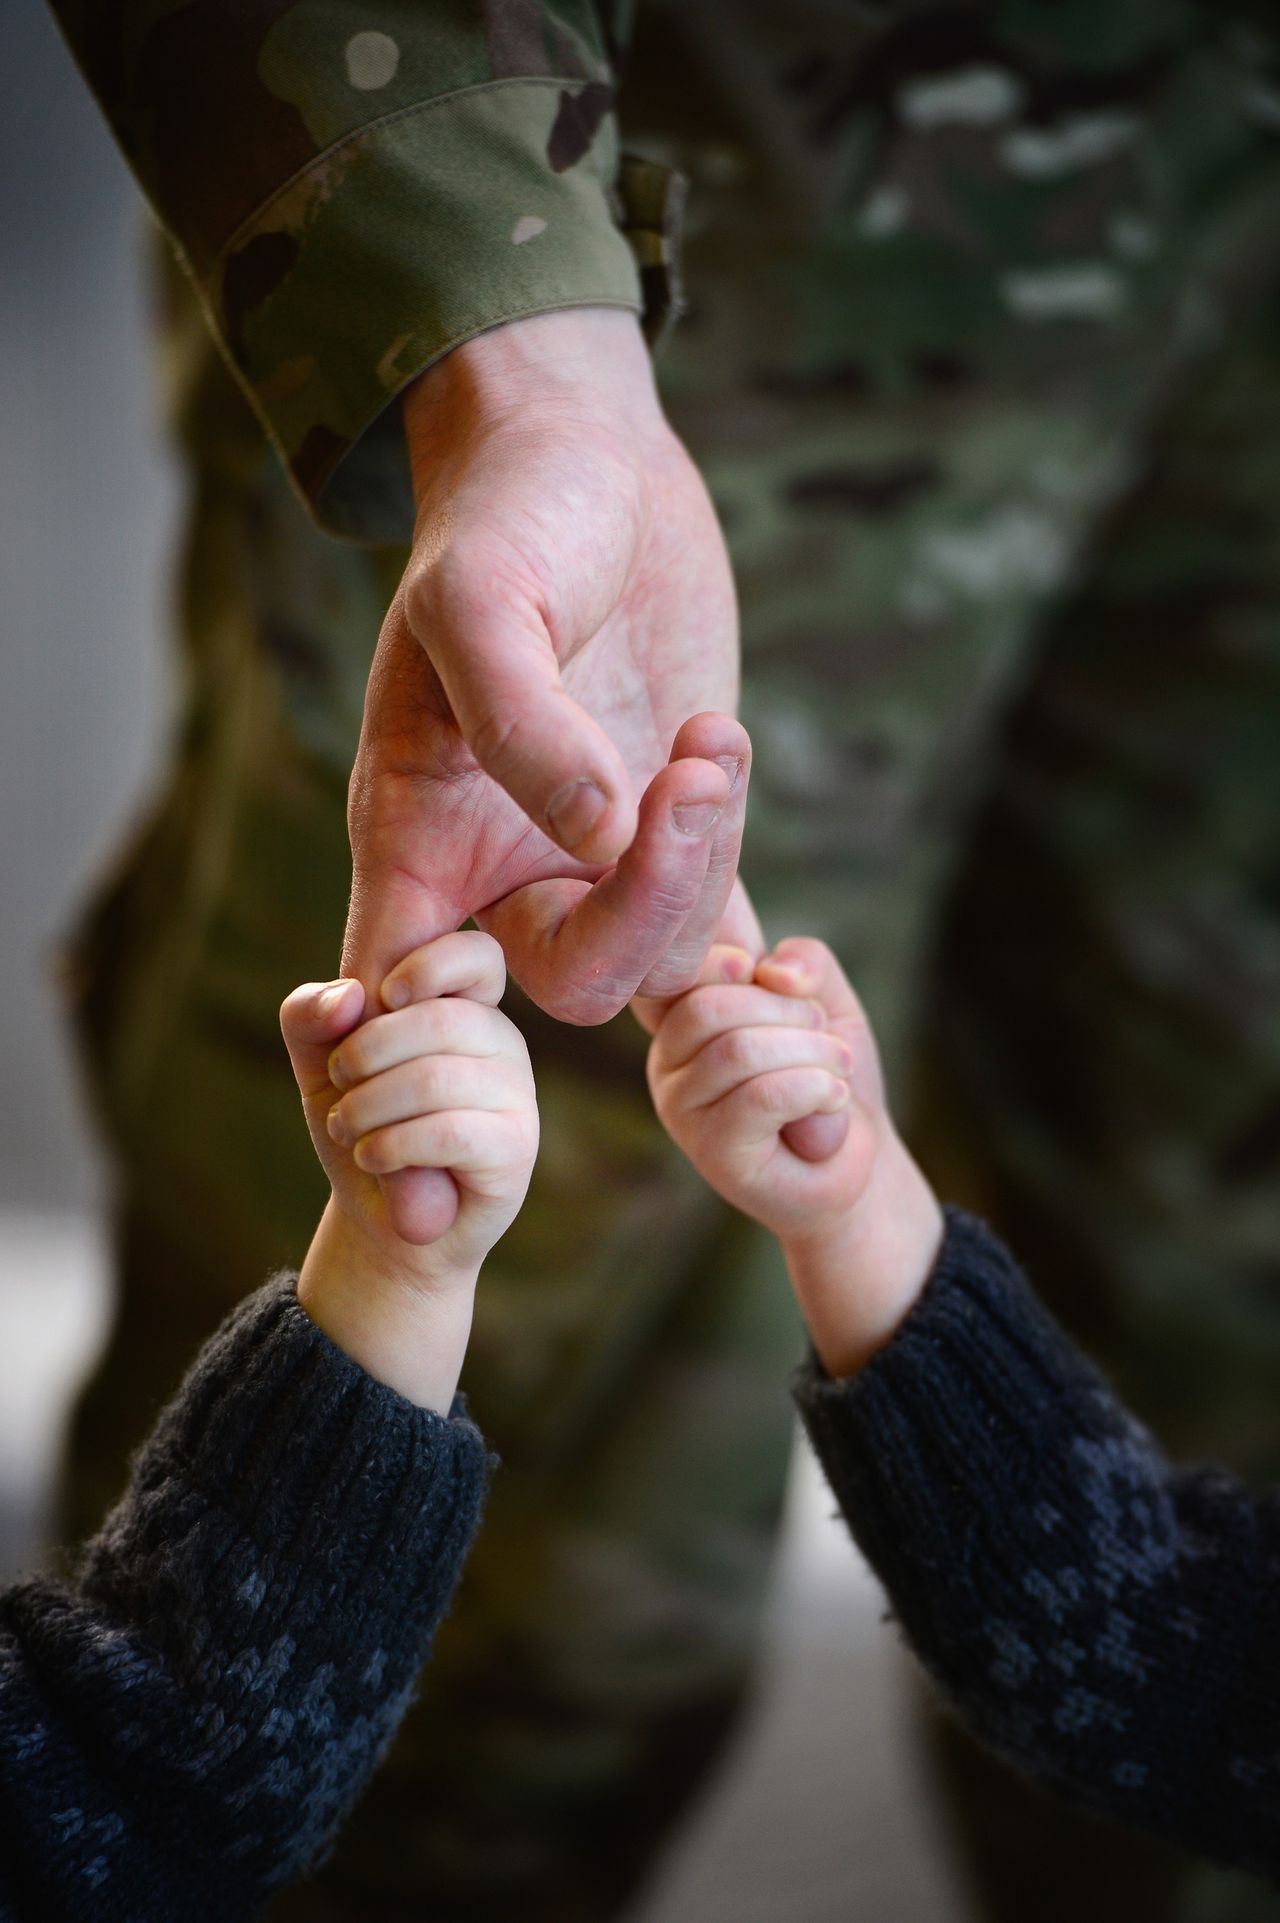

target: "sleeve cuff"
[791,1208,1123,1573]
[99,1274,491,1660]
[201,79,645,543]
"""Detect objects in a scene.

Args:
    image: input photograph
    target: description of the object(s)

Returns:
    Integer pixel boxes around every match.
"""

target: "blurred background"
[0,8,966,1919]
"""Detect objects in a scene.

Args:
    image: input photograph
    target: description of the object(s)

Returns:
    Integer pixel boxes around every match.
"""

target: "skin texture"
[646,938,945,1378]
[341,308,762,1239]
[281,932,539,1412]
[342,309,758,1015]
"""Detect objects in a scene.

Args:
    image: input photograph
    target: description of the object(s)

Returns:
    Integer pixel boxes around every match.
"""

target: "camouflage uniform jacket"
[48,0,678,543]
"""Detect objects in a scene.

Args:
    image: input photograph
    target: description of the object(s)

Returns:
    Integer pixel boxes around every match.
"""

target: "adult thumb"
[418,582,639,865]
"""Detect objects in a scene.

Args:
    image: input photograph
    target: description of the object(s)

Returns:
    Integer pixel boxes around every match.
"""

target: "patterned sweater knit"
[794,1209,1280,1885]
[0,1276,489,1921]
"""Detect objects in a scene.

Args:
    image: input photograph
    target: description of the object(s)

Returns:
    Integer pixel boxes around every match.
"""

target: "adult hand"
[341,308,760,1023]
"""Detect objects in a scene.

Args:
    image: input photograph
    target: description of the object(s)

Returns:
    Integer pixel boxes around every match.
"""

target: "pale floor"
[0,1210,968,1923]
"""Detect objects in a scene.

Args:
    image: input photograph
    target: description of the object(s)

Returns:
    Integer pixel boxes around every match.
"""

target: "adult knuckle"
[645,876,700,927]
[468,704,524,771]
[642,952,700,1000]
[429,528,493,600]
[401,578,437,643]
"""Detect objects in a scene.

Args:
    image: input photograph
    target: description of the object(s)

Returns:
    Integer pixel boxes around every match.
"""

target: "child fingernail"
[317,981,352,1019]
[382,978,410,1010]
[807,999,827,1027]
[824,1082,851,1110]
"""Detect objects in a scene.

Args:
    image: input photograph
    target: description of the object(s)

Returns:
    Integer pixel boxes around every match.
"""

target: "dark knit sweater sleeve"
[793,1209,1280,1883]
[0,1275,489,1922]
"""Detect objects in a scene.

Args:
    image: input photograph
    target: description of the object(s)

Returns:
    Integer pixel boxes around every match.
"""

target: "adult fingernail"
[713,754,744,793]
[672,798,724,838]
[547,778,608,851]
[382,978,410,1010]
[326,1103,346,1145]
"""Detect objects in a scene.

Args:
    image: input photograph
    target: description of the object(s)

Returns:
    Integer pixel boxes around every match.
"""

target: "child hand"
[280,931,538,1408]
[645,936,943,1375]
[645,936,881,1239]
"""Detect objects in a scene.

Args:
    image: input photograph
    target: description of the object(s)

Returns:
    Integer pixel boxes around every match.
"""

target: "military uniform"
[50,2,1280,1918]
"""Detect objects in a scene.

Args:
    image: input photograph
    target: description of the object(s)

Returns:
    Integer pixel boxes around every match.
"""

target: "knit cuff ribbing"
[792,1208,1115,1563]
[120,1274,490,1631]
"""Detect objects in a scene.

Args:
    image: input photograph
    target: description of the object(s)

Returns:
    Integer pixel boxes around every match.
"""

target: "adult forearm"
[48,1,644,539]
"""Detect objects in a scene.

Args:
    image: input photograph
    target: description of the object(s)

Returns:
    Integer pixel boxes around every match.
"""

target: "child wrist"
[780,1152,944,1380]
[297,1203,479,1412]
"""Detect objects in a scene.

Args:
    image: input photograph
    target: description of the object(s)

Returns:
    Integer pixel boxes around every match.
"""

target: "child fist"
[644,937,881,1242]
[280,930,538,1408]
[645,937,942,1376]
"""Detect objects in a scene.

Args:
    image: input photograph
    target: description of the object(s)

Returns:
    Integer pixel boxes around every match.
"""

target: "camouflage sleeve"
[48,1,682,542]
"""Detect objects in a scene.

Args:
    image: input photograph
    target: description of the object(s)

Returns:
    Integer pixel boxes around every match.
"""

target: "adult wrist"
[402,308,666,483]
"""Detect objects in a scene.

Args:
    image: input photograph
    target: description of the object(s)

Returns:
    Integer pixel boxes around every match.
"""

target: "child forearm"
[0,1278,487,1921]
[297,1197,476,1414]
[781,1129,942,1378]
[794,1211,1280,1886]
[645,934,1280,1885]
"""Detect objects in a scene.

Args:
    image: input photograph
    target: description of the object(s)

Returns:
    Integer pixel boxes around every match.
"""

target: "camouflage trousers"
[62,3,1280,1918]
